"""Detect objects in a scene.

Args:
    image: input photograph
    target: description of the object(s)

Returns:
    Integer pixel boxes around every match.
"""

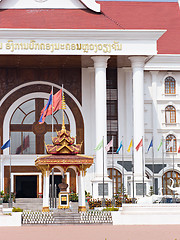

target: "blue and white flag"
[116,140,123,153]
[1,139,10,150]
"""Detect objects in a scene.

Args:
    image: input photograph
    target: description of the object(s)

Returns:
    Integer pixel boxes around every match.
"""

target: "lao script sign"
[0,39,122,55]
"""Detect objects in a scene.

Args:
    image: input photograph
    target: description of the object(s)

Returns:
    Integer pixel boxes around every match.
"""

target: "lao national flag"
[39,91,52,124]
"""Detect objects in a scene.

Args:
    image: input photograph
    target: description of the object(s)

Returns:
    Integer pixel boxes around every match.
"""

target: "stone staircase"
[13,198,43,211]
[53,209,81,224]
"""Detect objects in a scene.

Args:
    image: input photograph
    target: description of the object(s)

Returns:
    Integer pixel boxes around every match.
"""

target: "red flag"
[23,135,30,151]
[16,135,30,154]
[39,89,62,124]
[178,146,180,153]
[16,145,21,154]
[47,89,62,115]
[136,139,143,151]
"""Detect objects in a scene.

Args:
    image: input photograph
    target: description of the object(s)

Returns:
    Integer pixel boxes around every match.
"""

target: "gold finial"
[62,93,66,110]
[62,110,66,130]
[62,92,66,130]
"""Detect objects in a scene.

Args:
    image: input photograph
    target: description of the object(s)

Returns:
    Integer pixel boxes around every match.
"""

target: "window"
[107,168,122,194]
[107,68,118,152]
[165,76,176,94]
[162,171,180,195]
[165,105,176,124]
[166,134,176,152]
[10,98,69,154]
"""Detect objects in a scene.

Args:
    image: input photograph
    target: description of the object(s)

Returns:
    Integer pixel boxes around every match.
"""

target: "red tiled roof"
[0,1,180,54]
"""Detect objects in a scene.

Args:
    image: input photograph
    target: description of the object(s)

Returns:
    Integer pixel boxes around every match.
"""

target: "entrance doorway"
[16,176,37,198]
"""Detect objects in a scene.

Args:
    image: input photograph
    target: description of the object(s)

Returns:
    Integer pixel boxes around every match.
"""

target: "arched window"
[165,105,176,124]
[162,171,180,195]
[10,98,70,154]
[166,134,176,152]
[107,168,122,194]
[165,76,176,94]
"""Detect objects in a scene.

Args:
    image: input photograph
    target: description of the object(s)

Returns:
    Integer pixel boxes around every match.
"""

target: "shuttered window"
[107,69,118,152]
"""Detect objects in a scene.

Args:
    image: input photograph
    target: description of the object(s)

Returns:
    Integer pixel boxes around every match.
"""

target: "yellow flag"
[127,139,133,152]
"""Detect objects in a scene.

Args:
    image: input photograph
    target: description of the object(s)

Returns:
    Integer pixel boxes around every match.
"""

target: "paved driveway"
[0,225,179,240]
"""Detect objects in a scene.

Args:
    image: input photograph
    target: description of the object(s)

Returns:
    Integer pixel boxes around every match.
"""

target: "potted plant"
[0,190,4,205]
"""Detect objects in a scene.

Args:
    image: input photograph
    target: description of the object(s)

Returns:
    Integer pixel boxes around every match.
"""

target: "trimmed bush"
[102,207,119,211]
[12,207,23,212]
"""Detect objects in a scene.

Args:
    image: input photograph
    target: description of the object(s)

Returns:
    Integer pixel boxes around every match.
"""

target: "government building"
[0,0,180,201]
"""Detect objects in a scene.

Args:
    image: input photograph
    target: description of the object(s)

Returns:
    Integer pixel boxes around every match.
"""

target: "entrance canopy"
[35,154,93,176]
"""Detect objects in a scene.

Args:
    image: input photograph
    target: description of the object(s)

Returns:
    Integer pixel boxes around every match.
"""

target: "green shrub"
[69,193,78,202]
[12,207,23,212]
[102,207,119,211]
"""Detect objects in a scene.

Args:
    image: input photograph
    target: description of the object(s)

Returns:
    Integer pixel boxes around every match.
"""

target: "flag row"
[95,137,180,153]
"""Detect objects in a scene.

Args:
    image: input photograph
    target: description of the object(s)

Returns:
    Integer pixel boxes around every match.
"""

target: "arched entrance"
[1,82,85,196]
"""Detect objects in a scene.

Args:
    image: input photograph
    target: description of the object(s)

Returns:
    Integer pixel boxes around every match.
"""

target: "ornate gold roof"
[45,111,82,155]
[35,110,93,174]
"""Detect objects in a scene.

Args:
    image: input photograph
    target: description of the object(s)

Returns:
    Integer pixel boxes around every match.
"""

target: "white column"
[91,56,110,177]
[129,56,146,180]
[39,173,42,196]
[150,71,159,159]
[43,174,46,207]
[124,68,133,152]
[91,56,112,199]
[42,171,50,211]
[78,171,86,212]
[117,69,125,145]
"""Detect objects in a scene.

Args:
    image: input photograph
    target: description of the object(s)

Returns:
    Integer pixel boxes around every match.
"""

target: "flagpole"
[102,136,105,207]
[152,136,155,194]
[173,139,175,201]
[51,86,55,208]
[122,136,125,203]
[62,84,64,132]
[9,136,12,208]
[0,136,2,192]
[132,137,135,202]
[51,86,54,138]
[162,136,165,197]
[112,136,115,206]
[142,136,145,197]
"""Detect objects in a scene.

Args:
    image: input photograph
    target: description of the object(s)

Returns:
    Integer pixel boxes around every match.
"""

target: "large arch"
[3,92,76,154]
[0,81,85,153]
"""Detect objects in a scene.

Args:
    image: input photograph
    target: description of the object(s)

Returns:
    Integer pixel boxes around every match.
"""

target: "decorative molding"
[157,99,180,104]
[145,55,180,71]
